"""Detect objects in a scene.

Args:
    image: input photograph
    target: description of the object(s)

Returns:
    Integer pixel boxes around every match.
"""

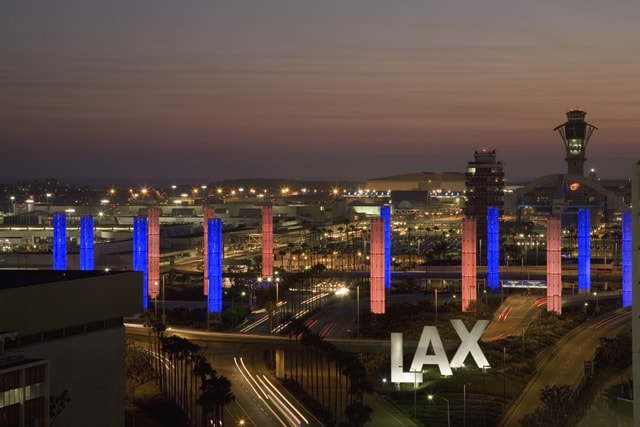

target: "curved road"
[498,309,630,427]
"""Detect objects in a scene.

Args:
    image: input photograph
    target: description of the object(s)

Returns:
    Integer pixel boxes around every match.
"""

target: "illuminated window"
[569,139,582,154]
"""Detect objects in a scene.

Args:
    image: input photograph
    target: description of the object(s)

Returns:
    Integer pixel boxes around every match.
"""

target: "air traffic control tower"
[554,109,598,177]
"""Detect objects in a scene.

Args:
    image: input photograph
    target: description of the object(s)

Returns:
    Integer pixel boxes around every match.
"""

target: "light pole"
[275,276,280,325]
[153,280,159,319]
[435,288,438,323]
[401,366,419,419]
[463,382,471,427]
[161,274,166,325]
[201,185,207,206]
[428,394,450,427]
[411,370,419,419]
[248,279,254,311]
[522,326,525,360]
[482,365,490,427]
[503,346,506,401]
[594,291,599,313]
[356,285,360,338]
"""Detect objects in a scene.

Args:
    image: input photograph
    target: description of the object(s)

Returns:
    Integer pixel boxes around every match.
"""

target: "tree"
[191,356,213,421]
[198,372,234,426]
[520,384,576,427]
[279,249,288,270]
[125,341,155,385]
[49,389,70,427]
[343,401,372,427]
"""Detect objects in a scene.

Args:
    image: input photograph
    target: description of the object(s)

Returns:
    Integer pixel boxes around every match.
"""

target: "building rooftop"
[0,270,114,290]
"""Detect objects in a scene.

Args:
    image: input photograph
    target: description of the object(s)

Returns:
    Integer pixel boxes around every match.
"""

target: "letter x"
[449,319,490,369]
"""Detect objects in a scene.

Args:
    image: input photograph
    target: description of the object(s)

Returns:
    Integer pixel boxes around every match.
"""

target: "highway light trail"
[588,310,630,329]
[234,357,288,426]
[318,322,336,337]
[497,306,513,321]
[255,375,306,426]
[234,357,306,426]
[259,375,309,425]
[239,315,270,333]
[531,297,547,307]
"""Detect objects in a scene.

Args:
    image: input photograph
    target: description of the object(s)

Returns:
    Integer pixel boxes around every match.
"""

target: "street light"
[428,394,450,427]
[201,185,207,206]
[482,365,490,427]
[356,284,360,338]
[400,366,420,419]
[161,274,166,325]
[593,291,599,313]
[434,288,438,323]
[411,370,419,418]
[153,280,159,319]
[463,382,471,427]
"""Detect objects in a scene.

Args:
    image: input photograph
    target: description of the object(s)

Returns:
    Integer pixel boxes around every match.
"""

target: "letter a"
[410,326,452,376]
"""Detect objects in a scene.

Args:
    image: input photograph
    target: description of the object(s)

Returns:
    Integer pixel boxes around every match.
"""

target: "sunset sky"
[2,1,639,185]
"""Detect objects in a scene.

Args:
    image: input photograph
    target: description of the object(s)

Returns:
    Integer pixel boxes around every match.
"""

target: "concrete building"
[464,149,505,241]
[365,171,466,193]
[0,270,141,427]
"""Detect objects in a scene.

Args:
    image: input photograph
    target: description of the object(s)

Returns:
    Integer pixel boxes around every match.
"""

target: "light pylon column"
[203,206,215,296]
[577,209,591,292]
[370,218,385,314]
[52,212,67,270]
[148,207,160,300]
[262,204,273,281]
[133,217,148,310]
[462,218,477,312]
[622,210,632,308]
[207,218,223,313]
[79,215,94,271]
[487,207,499,291]
[380,205,392,290]
[631,162,640,422]
[547,216,562,314]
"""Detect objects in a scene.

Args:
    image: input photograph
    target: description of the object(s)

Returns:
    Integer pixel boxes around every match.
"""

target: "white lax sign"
[391,319,490,382]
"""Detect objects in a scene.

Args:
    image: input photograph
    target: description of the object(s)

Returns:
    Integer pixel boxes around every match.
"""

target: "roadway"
[126,324,418,427]
[497,308,630,427]
[127,325,323,427]
[201,344,322,427]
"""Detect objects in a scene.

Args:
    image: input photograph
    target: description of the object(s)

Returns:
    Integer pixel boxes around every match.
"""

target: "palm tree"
[151,319,166,390]
[344,402,372,427]
[141,310,155,362]
[160,335,178,400]
[287,242,295,271]
[289,319,310,382]
[178,338,200,412]
[192,356,213,422]
[278,249,287,270]
[198,372,234,426]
